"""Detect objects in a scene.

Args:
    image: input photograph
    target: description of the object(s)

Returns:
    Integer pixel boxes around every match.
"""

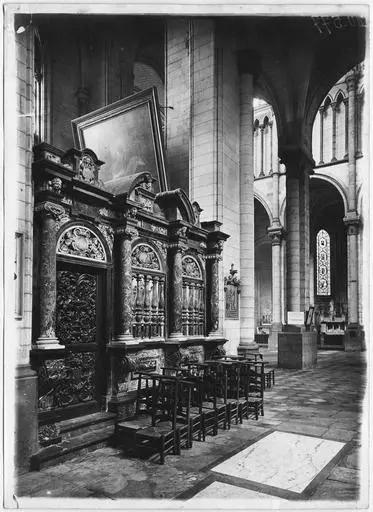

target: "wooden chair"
[116,373,182,464]
[134,375,184,464]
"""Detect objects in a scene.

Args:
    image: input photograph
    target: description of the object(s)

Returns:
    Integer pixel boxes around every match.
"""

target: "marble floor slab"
[211,431,345,493]
[189,481,288,501]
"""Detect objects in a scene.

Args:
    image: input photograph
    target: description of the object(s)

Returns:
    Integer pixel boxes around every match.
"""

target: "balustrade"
[132,271,166,340]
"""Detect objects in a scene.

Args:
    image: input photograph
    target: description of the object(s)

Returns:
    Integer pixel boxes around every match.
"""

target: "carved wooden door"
[52,263,107,417]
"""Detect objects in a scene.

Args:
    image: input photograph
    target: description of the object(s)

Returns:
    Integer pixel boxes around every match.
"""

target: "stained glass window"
[316,229,331,296]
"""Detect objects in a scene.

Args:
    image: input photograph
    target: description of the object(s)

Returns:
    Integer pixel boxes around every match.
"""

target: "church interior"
[4,8,369,506]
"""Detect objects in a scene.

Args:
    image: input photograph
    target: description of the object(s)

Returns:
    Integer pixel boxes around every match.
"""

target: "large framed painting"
[71,87,168,194]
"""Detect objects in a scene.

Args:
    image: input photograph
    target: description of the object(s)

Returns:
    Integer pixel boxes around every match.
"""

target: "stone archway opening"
[310,177,347,349]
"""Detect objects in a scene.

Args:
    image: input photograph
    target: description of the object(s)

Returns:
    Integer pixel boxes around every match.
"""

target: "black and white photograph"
[2,2,371,510]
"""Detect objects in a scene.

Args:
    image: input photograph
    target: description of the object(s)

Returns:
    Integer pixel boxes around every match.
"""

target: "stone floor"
[15,350,367,508]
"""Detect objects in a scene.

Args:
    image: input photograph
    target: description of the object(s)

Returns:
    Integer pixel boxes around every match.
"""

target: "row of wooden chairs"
[115,356,272,464]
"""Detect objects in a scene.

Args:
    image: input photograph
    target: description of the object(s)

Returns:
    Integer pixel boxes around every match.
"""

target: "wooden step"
[30,424,115,471]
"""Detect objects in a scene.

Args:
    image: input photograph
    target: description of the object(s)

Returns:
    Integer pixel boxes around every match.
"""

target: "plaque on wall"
[71,87,168,194]
[224,264,240,319]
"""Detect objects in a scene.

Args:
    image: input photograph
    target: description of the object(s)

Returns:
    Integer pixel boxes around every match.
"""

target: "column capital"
[34,201,66,220]
[236,49,261,77]
[267,226,284,245]
[168,242,188,254]
[319,105,325,114]
[115,224,138,240]
[344,211,360,234]
[346,73,357,93]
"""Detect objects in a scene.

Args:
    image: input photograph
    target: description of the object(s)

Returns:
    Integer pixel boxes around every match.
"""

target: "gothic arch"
[254,192,273,225]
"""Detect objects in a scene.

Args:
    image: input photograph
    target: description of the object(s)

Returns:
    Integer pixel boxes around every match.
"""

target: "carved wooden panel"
[37,268,99,412]
[56,270,97,344]
[37,352,96,410]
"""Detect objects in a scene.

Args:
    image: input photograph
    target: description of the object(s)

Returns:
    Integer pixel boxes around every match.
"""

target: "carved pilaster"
[34,202,66,349]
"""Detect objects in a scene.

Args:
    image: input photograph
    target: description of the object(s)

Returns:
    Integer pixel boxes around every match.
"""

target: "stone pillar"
[282,150,313,314]
[344,71,362,350]
[319,106,324,164]
[34,202,65,350]
[278,148,317,368]
[113,224,138,345]
[237,51,258,354]
[268,229,283,350]
[267,166,283,351]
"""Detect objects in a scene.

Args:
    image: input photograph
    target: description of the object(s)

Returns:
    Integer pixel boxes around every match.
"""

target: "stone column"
[259,124,265,176]
[113,224,138,345]
[168,238,187,341]
[331,102,338,162]
[268,227,283,351]
[282,149,313,314]
[267,166,283,351]
[34,202,65,350]
[344,71,362,350]
[343,98,349,159]
[319,106,324,164]
[269,121,273,174]
[237,50,258,353]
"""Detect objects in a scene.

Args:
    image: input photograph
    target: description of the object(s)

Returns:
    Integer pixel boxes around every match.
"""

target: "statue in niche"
[224,264,241,320]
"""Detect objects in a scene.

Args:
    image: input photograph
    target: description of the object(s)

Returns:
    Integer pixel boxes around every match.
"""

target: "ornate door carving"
[37,266,105,415]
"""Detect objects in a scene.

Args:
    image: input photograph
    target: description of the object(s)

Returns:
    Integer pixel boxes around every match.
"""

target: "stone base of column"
[344,324,363,352]
[35,337,64,350]
[278,331,317,369]
[112,334,138,346]
[15,364,39,473]
[269,323,283,351]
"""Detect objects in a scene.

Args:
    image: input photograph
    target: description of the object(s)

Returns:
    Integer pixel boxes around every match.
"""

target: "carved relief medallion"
[182,255,202,279]
[131,243,161,270]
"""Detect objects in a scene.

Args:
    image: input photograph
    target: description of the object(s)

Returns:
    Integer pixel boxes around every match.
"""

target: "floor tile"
[211,431,345,493]
[188,481,288,500]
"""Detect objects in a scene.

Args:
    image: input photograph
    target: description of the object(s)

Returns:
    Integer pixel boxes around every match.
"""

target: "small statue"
[328,299,335,320]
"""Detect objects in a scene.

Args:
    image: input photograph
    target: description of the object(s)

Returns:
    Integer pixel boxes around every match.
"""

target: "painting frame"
[71,87,168,194]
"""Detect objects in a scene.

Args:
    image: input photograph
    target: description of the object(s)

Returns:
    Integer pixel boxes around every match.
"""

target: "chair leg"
[188,419,193,449]
[175,429,181,455]
[160,435,165,465]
